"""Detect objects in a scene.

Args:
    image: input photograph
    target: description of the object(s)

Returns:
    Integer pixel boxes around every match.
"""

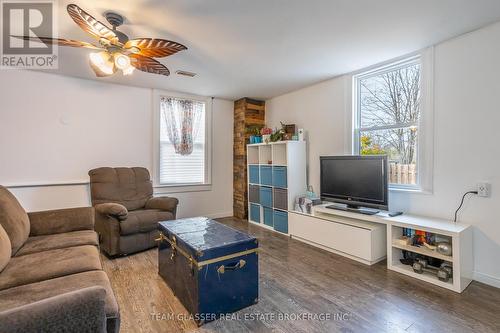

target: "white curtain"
[160,97,204,155]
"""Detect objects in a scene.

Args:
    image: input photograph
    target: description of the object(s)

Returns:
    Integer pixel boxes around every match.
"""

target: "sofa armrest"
[28,207,95,236]
[145,197,179,215]
[95,203,128,221]
[0,286,107,333]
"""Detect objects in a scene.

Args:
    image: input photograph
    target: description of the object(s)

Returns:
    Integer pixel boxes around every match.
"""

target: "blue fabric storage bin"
[263,207,273,227]
[250,203,260,222]
[273,210,288,233]
[249,165,260,184]
[248,185,260,203]
[272,166,287,188]
[259,186,273,207]
[260,166,272,186]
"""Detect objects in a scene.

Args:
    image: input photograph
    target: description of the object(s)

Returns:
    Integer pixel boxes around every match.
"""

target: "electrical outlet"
[477,182,491,197]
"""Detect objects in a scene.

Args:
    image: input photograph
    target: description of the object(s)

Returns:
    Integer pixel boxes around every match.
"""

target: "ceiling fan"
[15,4,187,77]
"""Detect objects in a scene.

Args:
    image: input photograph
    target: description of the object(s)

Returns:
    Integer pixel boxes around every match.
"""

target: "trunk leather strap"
[156,232,258,269]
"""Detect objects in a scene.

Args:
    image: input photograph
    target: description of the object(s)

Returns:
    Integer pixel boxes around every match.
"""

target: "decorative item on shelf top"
[298,128,305,141]
[306,185,318,199]
[260,127,273,144]
[295,188,321,214]
[246,126,262,144]
[270,127,284,142]
[295,196,313,214]
[284,123,296,135]
[250,136,262,144]
[282,123,296,140]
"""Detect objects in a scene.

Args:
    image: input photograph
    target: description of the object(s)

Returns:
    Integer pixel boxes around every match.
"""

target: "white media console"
[288,204,473,293]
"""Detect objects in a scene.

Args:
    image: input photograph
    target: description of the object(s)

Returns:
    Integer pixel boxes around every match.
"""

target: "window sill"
[154,183,212,194]
[389,186,432,195]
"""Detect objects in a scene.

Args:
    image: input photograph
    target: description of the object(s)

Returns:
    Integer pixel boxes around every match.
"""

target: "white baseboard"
[473,271,500,289]
[204,211,234,219]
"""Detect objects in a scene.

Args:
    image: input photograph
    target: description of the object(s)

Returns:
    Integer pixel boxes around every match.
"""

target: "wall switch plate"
[477,182,491,197]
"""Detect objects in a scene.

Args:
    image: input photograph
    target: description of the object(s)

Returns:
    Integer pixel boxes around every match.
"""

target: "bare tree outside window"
[356,59,421,186]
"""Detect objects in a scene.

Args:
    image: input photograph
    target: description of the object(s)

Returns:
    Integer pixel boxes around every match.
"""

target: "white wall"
[267,22,500,288]
[0,70,233,219]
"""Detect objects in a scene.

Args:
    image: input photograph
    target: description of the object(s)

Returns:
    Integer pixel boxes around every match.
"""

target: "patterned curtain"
[160,97,204,155]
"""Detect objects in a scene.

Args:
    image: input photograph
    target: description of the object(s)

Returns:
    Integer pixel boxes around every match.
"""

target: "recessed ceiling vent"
[176,70,196,77]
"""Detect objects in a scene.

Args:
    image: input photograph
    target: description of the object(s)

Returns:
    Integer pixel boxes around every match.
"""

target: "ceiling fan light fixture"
[113,53,135,75]
[89,51,115,76]
[114,53,131,70]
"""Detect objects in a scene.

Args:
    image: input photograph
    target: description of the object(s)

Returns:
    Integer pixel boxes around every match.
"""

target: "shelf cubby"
[272,143,287,165]
[258,145,272,164]
[247,145,259,164]
[387,223,471,292]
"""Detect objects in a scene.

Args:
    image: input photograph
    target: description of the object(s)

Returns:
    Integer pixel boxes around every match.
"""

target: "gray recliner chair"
[89,167,178,256]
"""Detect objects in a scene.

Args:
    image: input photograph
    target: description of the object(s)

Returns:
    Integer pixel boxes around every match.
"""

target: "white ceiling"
[46,0,500,100]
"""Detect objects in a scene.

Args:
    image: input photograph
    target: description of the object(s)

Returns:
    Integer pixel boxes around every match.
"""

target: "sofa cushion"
[0,245,102,290]
[0,270,119,321]
[0,286,107,333]
[15,230,99,257]
[0,186,30,255]
[0,225,11,272]
[119,209,174,236]
[89,167,153,211]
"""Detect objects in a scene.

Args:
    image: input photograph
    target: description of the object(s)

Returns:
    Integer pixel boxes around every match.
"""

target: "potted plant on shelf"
[270,127,285,142]
[246,126,262,144]
[261,127,273,143]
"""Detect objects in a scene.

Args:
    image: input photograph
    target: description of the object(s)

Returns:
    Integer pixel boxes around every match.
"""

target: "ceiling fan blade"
[124,38,187,58]
[67,4,119,44]
[11,36,102,49]
[129,54,170,76]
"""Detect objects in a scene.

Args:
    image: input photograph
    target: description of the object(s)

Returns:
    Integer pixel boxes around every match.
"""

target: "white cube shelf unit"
[247,141,306,234]
[387,217,473,293]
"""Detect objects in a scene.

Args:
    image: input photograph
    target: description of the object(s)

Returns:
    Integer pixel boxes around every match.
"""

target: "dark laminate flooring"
[101,217,500,333]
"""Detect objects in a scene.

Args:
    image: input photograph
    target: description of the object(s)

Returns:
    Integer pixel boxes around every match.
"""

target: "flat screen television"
[320,155,388,211]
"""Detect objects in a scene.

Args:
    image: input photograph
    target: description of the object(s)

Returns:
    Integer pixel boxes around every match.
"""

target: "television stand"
[288,204,473,293]
[325,204,379,216]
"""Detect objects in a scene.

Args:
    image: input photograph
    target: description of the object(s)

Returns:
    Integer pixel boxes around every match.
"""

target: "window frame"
[351,50,434,193]
[153,89,212,193]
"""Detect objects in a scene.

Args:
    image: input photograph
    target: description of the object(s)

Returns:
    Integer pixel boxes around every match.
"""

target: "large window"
[157,95,210,187]
[354,57,422,189]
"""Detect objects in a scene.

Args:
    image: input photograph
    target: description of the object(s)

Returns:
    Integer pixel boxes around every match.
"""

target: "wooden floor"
[101,217,500,333]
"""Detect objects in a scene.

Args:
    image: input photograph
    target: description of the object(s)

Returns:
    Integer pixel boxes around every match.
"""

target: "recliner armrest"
[28,207,95,236]
[0,286,107,333]
[95,203,128,221]
[145,197,179,215]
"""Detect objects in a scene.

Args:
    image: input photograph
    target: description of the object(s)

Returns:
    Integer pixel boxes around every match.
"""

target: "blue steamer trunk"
[158,217,259,325]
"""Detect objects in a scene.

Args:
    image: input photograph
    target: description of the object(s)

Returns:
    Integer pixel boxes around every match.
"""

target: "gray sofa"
[89,167,178,256]
[0,186,119,333]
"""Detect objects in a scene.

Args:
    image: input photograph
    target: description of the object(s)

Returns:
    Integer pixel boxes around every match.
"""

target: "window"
[155,93,211,189]
[353,56,426,190]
